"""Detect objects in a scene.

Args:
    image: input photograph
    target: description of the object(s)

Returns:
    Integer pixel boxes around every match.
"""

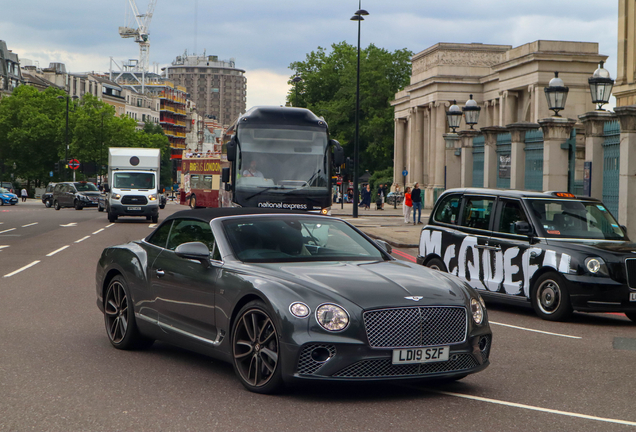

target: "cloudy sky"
[1,1,619,107]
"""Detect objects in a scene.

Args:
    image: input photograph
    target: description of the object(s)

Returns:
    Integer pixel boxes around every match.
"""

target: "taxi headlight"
[585,257,607,275]
[316,304,349,331]
[471,298,484,325]
[149,194,157,201]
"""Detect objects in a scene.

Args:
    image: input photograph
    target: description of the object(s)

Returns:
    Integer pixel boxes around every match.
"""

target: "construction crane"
[118,0,157,73]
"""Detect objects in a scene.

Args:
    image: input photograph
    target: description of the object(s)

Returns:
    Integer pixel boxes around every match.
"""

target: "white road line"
[0,245,9,252]
[92,228,105,234]
[21,222,38,227]
[4,260,40,278]
[428,389,636,427]
[489,321,581,339]
[0,228,16,234]
[106,223,115,228]
[60,223,77,227]
[46,245,69,257]
[74,236,90,243]
[148,224,157,228]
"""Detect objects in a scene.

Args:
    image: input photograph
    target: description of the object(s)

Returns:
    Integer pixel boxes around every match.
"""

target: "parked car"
[42,183,56,208]
[418,188,636,322]
[0,187,18,205]
[1,181,14,194]
[386,191,404,206]
[96,208,491,394]
[53,181,100,210]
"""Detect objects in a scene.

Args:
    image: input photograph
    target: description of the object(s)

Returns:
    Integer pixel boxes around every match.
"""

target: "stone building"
[165,52,246,127]
[392,40,605,207]
[0,40,23,97]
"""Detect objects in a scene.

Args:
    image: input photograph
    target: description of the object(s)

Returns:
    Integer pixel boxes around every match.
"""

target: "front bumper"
[563,274,636,313]
[279,331,491,384]
[108,203,158,217]
[1,196,18,205]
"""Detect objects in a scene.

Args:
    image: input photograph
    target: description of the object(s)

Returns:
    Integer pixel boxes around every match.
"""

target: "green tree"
[288,42,412,174]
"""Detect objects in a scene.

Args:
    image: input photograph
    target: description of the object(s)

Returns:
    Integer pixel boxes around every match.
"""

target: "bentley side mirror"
[175,242,211,267]
[515,221,532,235]
[375,239,393,255]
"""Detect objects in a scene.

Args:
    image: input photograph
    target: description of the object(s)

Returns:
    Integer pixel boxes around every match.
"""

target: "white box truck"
[104,147,161,223]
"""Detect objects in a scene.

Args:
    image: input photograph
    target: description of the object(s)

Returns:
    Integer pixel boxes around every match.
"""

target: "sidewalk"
[331,203,429,248]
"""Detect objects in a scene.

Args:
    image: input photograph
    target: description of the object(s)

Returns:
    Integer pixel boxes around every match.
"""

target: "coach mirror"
[226,136,237,162]
[175,242,211,267]
[515,221,532,236]
[330,140,344,167]
[221,167,232,191]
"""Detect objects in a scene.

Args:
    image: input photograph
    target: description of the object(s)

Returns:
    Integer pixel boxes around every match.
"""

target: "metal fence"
[472,135,485,188]
[602,120,620,216]
[496,132,511,189]
[524,129,544,191]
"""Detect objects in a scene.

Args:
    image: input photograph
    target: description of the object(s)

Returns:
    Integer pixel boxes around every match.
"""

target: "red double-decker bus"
[180,156,228,208]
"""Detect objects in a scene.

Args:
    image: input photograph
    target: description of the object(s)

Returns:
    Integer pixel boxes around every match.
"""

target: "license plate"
[630,293,636,302]
[392,346,449,365]
[127,206,141,211]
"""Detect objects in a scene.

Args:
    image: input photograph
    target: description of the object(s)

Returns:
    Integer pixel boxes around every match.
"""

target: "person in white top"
[21,188,28,202]
[242,160,264,177]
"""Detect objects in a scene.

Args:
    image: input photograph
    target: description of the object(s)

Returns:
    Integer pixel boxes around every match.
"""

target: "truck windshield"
[527,199,625,240]
[113,172,155,189]
[236,127,328,193]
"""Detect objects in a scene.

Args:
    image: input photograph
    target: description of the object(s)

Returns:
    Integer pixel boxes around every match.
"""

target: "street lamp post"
[351,2,368,218]
[292,75,302,107]
[544,72,569,117]
[100,111,107,186]
[57,95,78,181]
[588,61,614,111]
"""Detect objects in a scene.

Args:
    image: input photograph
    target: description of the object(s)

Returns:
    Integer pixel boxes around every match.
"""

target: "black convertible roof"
[165,207,316,223]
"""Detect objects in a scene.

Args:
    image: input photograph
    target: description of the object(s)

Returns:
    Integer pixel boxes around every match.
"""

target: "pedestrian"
[359,184,371,210]
[20,187,28,202]
[403,186,412,223]
[377,183,386,210]
[411,183,423,224]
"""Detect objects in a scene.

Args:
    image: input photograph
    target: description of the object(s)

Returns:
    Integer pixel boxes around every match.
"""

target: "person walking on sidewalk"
[411,183,423,224]
[20,188,28,202]
[403,186,412,223]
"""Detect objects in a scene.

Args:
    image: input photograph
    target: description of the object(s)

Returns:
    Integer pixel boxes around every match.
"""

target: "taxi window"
[497,200,529,234]
[461,197,495,230]
[434,194,461,225]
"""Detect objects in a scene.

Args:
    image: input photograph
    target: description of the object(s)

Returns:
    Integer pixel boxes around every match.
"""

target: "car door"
[486,198,541,299]
[64,184,76,207]
[150,218,220,343]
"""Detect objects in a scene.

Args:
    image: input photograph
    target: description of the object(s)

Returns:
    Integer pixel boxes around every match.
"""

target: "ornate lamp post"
[544,72,569,117]
[350,2,368,218]
[446,100,463,134]
[588,61,614,111]
[292,75,302,107]
[463,95,481,129]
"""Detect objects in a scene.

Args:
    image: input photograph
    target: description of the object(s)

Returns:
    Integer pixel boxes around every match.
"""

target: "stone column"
[459,130,479,187]
[614,106,636,237]
[393,118,406,187]
[425,101,448,207]
[422,108,429,185]
[578,111,616,200]
[443,133,461,189]
[538,117,577,191]
[412,107,423,185]
[427,102,437,191]
[506,122,540,190]
[405,109,415,185]
[480,126,507,188]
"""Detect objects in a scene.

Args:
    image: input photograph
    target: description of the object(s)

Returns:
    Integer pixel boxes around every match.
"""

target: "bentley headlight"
[316,304,349,331]
[289,302,310,318]
[471,298,484,325]
[148,194,157,201]
[585,257,607,275]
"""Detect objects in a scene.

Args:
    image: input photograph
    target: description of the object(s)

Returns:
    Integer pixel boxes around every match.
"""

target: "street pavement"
[1,199,636,431]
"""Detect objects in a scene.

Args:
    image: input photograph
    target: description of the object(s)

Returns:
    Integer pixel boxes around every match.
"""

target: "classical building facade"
[165,52,247,127]
[392,40,605,207]
[0,40,23,98]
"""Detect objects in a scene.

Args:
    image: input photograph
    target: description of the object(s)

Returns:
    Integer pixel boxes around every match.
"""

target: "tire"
[98,203,104,212]
[54,200,61,211]
[74,200,83,210]
[108,212,118,223]
[231,300,284,394]
[159,205,165,210]
[45,199,52,208]
[426,257,447,272]
[146,216,152,221]
[189,195,197,209]
[103,275,153,350]
[531,272,573,321]
[151,215,158,224]
[0,199,3,206]
[624,312,636,323]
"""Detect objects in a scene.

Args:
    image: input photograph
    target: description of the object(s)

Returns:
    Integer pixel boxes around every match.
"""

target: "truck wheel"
[74,200,83,210]
[152,215,158,224]
[189,195,197,209]
[108,212,118,223]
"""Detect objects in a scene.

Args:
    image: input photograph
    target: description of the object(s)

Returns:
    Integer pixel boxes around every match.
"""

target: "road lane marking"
[60,223,77,227]
[148,224,157,228]
[426,389,636,427]
[92,228,105,234]
[392,249,416,262]
[0,245,9,251]
[21,222,38,227]
[0,228,16,234]
[74,236,90,243]
[46,245,69,256]
[489,321,581,339]
[4,260,40,278]
[106,223,115,228]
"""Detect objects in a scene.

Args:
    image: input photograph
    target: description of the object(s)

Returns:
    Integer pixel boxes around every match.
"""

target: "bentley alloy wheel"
[104,276,152,350]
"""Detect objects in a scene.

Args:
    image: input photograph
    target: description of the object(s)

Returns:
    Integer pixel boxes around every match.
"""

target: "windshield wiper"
[303,169,321,188]
[245,186,291,200]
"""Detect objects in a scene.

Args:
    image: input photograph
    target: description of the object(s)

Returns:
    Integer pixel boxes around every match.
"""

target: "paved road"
[1,201,635,431]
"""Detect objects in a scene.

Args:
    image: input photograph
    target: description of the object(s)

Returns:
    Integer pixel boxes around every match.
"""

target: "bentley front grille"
[625,258,636,289]
[332,354,478,378]
[363,306,467,348]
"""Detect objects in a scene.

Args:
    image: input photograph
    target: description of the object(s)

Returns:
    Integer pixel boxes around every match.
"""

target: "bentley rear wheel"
[232,301,283,394]
[104,275,152,350]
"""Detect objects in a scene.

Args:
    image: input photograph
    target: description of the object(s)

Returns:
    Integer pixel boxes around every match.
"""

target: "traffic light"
[345,157,353,175]
[54,161,60,172]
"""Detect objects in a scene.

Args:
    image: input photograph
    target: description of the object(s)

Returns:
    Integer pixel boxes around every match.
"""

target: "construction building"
[165,52,246,126]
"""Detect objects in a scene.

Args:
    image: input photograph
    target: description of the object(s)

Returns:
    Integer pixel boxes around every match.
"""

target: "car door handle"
[155,269,165,277]
[475,244,501,251]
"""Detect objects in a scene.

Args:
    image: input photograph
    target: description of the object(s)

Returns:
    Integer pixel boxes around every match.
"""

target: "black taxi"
[417,188,636,322]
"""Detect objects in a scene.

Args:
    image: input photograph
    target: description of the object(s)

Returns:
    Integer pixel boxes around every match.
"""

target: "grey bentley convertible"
[95,208,492,393]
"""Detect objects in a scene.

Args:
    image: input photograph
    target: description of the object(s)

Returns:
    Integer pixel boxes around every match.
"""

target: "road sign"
[402,170,408,177]
[69,159,80,170]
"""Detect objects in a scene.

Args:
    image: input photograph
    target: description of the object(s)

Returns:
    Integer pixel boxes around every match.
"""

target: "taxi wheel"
[624,312,636,323]
[425,257,447,272]
[531,272,572,321]
[54,200,61,210]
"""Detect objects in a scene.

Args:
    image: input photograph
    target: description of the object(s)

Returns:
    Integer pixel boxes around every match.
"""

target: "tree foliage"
[288,42,412,174]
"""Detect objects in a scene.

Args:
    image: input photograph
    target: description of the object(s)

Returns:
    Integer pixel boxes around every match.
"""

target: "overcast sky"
[1,1,619,108]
